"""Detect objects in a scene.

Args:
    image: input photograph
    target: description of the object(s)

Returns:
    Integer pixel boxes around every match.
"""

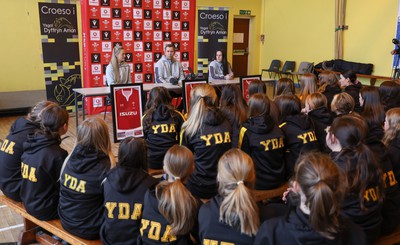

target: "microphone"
[187,67,196,79]
[393,38,399,45]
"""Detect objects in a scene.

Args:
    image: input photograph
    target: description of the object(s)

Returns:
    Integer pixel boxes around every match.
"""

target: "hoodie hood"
[107,167,152,193]
[68,144,110,174]
[153,104,172,122]
[308,107,333,125]
[23,133,61,154]
[10,117,39,135]
[284,114,312,131]
[205,107,226,126]
[243,115,275,134]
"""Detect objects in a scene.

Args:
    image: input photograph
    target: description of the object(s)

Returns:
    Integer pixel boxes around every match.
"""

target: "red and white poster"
[240,75,261,102]
[81,0,196,114]
[182,79,207,113]
[110,84,144,142]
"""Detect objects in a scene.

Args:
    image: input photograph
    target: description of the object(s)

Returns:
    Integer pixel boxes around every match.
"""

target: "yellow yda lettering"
[0,139,15,155]
[160,225,177,242]
[200,132,231,146]
[140,219,150,236]
[383,170,397,188]
[148,221,161,240]
[117,203,142,220]
[203,239,234,245]
[21,162,37,182]
[105,202,117,218]
[297,131,317,144]
[140,219,177,242]
[363,186,380,202]
[260,137,284,151]
[63,173,86,193]
[152,124,176,134]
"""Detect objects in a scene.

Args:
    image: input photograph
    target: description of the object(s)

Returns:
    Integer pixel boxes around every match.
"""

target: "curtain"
[334,0,346,59]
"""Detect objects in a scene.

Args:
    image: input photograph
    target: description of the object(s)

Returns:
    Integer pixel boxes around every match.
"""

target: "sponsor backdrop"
[38,1,82,111]
[81,0,196,114]
[197,7,229,77]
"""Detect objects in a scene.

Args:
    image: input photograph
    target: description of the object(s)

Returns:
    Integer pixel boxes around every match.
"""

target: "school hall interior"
[0,0,399,244]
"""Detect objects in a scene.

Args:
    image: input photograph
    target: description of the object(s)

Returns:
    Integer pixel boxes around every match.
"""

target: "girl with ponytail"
[0,100,56,202]
[254,152,366,244]
[106,44,132,85]
[140,145,200,244]
[326,114,383,242]
[180,84,232,199]
[199,149,259,245]
[59,117,114,239]
[20,103,69,220]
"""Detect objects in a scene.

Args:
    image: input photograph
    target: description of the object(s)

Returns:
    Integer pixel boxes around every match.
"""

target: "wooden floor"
[0,112,119,243]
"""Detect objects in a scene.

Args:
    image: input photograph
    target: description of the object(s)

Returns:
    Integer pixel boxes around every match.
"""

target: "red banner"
[182,79,207,112]
[81,0,196,114]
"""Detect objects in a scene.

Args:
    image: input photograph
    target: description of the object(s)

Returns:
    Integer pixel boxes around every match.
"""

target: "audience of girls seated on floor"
[9,69,400,244]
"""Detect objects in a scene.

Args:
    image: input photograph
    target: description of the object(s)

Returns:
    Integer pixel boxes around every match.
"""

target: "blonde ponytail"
[218,149,259,236]
[156,145,197,235]
[182,84,217,137]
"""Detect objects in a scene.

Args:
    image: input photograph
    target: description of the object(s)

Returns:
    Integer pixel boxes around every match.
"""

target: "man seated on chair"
[154,44,185,86]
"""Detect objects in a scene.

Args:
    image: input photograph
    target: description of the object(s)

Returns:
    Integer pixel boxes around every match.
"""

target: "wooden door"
[232,18,249,77]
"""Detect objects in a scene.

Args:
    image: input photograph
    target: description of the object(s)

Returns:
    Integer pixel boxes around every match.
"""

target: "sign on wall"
[38,2,82,111]
[197,7,229,77]
[81,0,196,114]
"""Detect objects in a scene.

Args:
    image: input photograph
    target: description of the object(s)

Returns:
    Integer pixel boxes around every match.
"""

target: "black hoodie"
[330,151,382,243]
[143,105,185,169]
[344,83,363,113]
[139,187,201,245]
[239,115,286,190]
[366,137,400,235]
[58,144,111,240]
[20,132,67,220]
[254,206,367,245]
[182,108,232,199]
[100,167,158,245]
[279,114,319,178]
[323,84,342,111]
[307,106,333,153]
[199,195,256,245]
[387,135,400,182]
[0,117,39,201]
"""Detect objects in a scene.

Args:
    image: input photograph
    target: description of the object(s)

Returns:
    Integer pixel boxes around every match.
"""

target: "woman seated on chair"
[208,50,234,80]
[106,44,132,85]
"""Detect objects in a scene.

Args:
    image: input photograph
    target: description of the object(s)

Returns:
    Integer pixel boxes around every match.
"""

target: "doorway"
[232,18,250,77]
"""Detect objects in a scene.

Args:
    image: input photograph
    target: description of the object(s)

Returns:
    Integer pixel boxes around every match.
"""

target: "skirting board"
[0,90,46,113]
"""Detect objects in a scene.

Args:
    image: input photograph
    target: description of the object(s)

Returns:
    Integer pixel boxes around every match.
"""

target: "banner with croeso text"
[197,8,228,77]
[38,2,82,112]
